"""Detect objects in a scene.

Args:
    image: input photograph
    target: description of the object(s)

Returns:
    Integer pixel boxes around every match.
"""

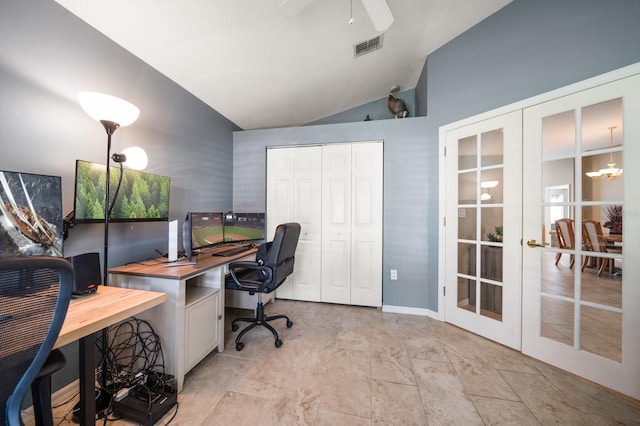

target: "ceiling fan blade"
[361,0,394,32]
[274,0,314,17]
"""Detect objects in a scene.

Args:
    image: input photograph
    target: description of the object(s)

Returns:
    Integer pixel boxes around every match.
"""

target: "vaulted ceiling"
[55,0,511,130]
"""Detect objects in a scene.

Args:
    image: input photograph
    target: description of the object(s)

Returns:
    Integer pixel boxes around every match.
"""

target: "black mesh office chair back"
[0,257,73,426]
[226,222,301,351]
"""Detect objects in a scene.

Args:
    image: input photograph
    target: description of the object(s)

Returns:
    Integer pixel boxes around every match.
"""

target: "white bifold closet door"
[321,142,383,306]
[267,145,322,302]
[267,141,383,307]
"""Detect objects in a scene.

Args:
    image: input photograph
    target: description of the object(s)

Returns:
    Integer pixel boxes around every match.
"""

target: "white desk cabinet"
[109,248,256,392]
[185,286,219,371]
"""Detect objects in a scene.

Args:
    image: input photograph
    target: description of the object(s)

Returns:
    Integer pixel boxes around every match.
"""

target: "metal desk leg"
[78,333,95,426]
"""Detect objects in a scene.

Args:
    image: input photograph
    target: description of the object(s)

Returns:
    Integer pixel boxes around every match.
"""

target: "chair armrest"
[228,261,274,292]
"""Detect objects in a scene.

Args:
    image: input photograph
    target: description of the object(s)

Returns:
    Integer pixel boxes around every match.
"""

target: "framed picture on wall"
[0,170,63,257]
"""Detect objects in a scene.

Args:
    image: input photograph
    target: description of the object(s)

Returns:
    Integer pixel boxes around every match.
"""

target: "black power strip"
[112,385,177,425]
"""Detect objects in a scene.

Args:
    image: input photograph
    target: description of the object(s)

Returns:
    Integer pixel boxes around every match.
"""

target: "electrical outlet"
[390,269,397,280]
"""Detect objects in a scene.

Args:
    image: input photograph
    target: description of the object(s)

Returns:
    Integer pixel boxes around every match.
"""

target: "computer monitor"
[224,212,265,243]
[190,212,225,251]
[73,159,171,223]
[182,213,193,263]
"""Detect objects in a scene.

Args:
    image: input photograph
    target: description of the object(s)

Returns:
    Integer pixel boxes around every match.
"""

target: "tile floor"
[45,299,640,425]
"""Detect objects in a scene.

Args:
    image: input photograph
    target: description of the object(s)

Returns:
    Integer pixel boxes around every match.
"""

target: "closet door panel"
[322,144,352,304]
[268,146,322,301]
[351,142,383,306]
[291,146,322,301]
[267,148,294,299]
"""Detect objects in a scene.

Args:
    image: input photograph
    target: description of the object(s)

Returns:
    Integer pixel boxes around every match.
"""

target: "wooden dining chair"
[554,218,575,268]
[582,220,610,277]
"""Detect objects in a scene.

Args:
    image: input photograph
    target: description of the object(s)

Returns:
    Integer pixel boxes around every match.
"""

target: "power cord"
[92,317,169,423]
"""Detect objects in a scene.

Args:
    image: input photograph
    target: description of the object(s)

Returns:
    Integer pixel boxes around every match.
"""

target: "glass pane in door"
[537,98,623,362]
[541,295,574,346]
[580,305,621,362]
[456,129,506,320]
[478,130,504,321]
[578,99,623,362]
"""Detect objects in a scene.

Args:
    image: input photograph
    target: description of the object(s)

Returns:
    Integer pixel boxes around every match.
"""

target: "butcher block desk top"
[55,285,167,349]
[108,247,258,281]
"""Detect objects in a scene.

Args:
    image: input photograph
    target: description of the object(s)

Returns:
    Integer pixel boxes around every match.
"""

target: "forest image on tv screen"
[74,160,170,222]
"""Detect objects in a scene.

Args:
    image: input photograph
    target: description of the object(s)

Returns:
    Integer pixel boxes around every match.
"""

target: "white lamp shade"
[78,92,140,126]
[121,146,148,170]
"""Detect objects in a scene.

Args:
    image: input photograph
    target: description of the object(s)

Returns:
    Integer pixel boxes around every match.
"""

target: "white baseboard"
[382,304,439,319]
[21,379,79,421]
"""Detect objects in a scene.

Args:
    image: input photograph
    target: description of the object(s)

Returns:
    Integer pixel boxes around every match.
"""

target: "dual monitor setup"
[179,212,266,264]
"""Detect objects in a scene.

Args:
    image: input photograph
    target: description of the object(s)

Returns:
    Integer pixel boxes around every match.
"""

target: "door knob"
[527,239,548,248]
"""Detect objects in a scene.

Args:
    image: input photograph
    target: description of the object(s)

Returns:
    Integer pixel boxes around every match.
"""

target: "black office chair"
[225,222,301,351]
[0,257,73,426]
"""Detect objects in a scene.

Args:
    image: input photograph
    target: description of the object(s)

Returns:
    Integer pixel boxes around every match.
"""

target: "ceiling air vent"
[354,34,384,58]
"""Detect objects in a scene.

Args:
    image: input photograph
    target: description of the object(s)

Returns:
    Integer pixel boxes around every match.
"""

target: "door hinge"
[443,286,446,296]
[443,217,446,226]
[444,146,447,157]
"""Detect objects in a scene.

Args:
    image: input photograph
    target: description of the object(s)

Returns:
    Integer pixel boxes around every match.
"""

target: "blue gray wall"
[234,0,640,311]
[306,89,417,125]
[233,118,433,310]
[1,0,239,394]
[418,0,640,124]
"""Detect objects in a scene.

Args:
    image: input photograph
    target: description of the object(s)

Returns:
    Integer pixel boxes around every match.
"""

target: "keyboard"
[211,246,251,257]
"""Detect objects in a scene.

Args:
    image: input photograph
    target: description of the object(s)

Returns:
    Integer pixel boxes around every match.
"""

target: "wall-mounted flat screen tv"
[224,212,265,243]
[74,160,171,223]
[0,169,63,257]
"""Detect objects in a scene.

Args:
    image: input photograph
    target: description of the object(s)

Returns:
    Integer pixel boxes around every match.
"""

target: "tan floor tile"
[499,370,615,425]
[411,358,483,425]
[470,394,541,425]
[370,345,416,385]
[315,409,371,426]
[405,335,449,362]
[371,379,427,425]
[444,345,520,401]
[319,376,372,418]
[532,362,640,424]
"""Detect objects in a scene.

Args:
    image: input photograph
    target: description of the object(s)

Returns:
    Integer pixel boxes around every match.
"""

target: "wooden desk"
[109,247,257,392]
[55,286,166,426]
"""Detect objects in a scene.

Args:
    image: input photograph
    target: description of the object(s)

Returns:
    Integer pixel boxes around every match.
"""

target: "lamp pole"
[100,120,120,286]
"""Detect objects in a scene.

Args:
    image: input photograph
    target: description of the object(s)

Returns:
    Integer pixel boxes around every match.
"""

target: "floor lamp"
[77,91,140,287]
[77,92,143,414]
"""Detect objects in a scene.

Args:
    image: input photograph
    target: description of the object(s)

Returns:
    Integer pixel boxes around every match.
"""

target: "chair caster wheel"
[275,339,282,348]
[286,320,293,328]
[236,342,244,351]
[232,324,239,332]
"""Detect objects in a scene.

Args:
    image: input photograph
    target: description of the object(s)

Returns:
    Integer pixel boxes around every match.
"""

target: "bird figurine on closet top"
[387,86,408,118]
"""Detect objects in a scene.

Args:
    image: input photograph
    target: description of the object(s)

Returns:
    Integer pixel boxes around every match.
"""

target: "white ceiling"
[55,0,511,130]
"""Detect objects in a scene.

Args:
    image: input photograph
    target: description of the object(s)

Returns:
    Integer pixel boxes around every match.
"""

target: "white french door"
[444,111,522,349]
[522,74,640,399]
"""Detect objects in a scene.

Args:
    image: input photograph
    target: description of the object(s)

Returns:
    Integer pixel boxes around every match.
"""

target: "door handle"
[527,239,548,248]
